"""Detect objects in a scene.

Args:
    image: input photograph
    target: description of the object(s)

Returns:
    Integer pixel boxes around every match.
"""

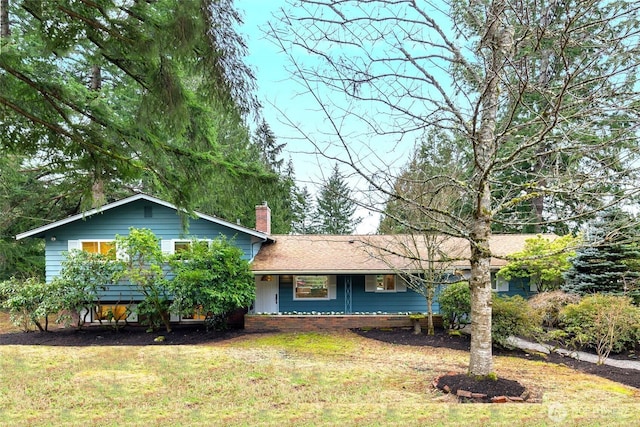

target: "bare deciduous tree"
[272,0,640,376]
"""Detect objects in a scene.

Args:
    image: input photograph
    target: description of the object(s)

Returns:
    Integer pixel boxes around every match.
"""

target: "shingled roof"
[251,234,556,274]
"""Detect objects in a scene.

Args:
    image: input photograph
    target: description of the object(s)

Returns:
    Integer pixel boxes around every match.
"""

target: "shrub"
[115,228,171,332]
[0,277,54,332]
[492,294,542,348]
[50,249,123,329]
[559,294,640,364]
[168,237,255,331]
[528,290,581,328]
[438,281,470,329]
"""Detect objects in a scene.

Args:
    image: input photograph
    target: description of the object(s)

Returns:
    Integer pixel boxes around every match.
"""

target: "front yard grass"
[0,316,638,426]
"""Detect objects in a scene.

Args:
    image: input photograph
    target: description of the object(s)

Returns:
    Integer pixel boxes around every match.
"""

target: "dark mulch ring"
[354,327,640,400]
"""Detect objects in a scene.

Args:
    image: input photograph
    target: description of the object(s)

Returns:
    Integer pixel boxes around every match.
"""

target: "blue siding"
[502,277,536,298]
[279,275,429,314]
[42,199,262,302]
[276,274,534,315]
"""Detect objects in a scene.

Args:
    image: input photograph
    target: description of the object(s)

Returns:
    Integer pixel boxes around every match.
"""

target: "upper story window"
[81,240,115,260]
[162,239,211,255]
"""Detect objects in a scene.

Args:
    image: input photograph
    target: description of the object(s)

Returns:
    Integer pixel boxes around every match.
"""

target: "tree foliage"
[315,164,360,234]
[498,234,581,292]
[1,0,260,209]
[491,294,542,348]
[115,227,171,332]
[50,249,123,328]
[290,185,316,234]
[438,281,471,330]
[563,209,640,301]
[559,295,640,364]
[168,237,254,330]
[0,276,52,331]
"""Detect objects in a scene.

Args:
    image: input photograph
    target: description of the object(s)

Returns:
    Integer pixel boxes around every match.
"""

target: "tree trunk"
[468,231,494,376]
[0,0,9,38]
[467,0,512,377]
[426,291,435,335]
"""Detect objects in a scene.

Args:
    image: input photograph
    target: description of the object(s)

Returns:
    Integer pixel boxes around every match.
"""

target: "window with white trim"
[69,240,116,260]
[492,275,509,292]
[294,275,336,300]
[365,275,407,292]
[161,239,211,255]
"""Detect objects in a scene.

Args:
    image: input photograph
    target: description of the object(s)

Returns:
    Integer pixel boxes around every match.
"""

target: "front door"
[255,276,279,313]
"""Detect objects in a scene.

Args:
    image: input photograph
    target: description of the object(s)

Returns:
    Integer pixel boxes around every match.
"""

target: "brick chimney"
[255,202,271,234]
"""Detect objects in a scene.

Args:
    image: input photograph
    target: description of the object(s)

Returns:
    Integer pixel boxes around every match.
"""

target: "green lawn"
[0,322,638,426]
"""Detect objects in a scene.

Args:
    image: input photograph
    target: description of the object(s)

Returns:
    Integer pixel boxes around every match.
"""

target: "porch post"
[344,276,352,314]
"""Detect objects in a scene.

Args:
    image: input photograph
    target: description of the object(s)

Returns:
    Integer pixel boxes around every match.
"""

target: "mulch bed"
[1,324,639,398]
[0,324,246,346]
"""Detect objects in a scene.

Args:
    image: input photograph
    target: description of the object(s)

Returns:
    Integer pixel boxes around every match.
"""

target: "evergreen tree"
[378,131,470,235]
[0,0,260,212]
[253,119,285,173]
[315,164,360,234]
[291,185,316,234]
[194,123,294,234]
[563,209,640,301]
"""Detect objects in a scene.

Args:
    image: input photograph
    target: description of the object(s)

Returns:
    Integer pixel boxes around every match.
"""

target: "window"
[492,276,509,292]
[376,274,396,291]
[365,275,406,292]
[81,240,115,259]
[161,239,211,255]
[294,275,329,300]
[181,305,207,321]
[95,305,128,321]
[173,241,191,253]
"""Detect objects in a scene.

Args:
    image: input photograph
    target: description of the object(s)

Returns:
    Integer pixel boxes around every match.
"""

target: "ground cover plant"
[0,311,639,426]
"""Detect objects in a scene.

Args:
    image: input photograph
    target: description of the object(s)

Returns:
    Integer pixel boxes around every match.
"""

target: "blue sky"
[236,2,442,233]
[237,1,385,233]
[238,2,320,178]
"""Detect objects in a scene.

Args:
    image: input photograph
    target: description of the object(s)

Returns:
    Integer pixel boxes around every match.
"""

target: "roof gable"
[16,194,272,241]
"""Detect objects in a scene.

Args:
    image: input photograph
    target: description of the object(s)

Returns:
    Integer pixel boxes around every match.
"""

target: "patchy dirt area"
[1,323,638,392]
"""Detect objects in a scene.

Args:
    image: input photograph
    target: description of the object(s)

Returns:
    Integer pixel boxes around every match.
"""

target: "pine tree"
[563,209,640,300]
[315,164,360,234]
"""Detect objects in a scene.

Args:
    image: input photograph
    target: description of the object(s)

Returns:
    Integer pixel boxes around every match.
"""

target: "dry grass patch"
[0,330,638,426]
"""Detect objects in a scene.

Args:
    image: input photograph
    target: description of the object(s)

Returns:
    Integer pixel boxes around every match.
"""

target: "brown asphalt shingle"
[251,234,556,274]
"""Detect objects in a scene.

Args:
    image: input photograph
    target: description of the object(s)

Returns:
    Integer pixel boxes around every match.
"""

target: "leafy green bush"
[559,294,640,364]
[527,290,581,328]
[0,277,53,331]
[115,228,171,332]
[50,249,123,328]
[492,294,542,348]
[438,281,470,329]
[168,237,255,330]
